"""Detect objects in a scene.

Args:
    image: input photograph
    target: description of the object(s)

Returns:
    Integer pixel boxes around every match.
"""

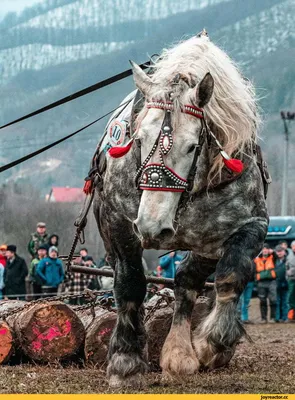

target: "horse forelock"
[136,36,260,182]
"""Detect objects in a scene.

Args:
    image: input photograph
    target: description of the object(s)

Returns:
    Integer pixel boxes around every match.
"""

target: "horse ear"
[195,72,214,108]
[130,60,153,96]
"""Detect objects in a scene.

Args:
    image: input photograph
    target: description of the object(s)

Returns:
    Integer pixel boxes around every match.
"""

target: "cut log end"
[0,320,13,364]
[15,301,85,361]
[85,311,117,367]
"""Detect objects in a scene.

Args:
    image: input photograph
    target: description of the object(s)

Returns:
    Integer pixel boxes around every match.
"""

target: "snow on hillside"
[0,40,133,83]
[16,0,231,29]
[217,0,294,65]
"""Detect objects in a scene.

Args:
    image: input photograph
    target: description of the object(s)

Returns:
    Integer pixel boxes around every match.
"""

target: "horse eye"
[187,145,196,154]
[135,138,141,148]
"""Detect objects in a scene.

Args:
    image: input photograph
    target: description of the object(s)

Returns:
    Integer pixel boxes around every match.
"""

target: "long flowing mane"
[137,35,260,181]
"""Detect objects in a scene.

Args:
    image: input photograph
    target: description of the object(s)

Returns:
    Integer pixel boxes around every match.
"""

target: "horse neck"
[193,138,213,190]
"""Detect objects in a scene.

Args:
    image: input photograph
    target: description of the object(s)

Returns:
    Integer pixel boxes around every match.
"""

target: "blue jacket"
[159,253,183,279]
[36,257,64,288]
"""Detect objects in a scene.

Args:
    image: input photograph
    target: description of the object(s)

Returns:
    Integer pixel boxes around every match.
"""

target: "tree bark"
[75,306,117,367]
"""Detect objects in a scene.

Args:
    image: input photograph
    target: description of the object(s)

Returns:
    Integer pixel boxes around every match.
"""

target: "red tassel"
[83,179,93,195]
[223,158,244,174]
[108,140,133,158]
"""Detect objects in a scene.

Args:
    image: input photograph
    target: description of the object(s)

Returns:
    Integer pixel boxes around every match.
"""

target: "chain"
[144,289,175,324]
[0,289,114,320]
[0,288,210,321]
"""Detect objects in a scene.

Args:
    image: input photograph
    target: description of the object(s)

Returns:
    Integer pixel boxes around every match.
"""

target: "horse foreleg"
[106,237,148,388]
[160,253,216,376]
[193,220,267,369]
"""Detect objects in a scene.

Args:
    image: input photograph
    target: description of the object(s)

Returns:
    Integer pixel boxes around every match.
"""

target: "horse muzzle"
[133,219,175,248]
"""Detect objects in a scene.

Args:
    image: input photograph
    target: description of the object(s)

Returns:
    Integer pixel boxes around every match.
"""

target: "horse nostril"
[158,228,175,240]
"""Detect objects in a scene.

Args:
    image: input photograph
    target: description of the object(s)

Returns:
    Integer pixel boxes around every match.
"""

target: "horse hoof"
[107,352,148,388]
[194,337,235,369]
[109,373,146,389]
[160,346,200,376]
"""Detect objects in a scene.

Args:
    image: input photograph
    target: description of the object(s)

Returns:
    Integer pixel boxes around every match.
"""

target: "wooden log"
[145,288,174,371]
[75,306,117,367]
[0,300,85,362]
[0,300,26,364]
[145,288,216,370]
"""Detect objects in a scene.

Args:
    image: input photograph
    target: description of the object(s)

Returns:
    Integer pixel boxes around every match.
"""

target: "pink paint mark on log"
[31,320,72,351]
[32,341,42,351]
[98,327,112,336]
[0,329,7,335]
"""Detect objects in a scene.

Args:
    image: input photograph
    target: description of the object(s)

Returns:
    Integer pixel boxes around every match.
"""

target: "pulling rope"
[0,61,150,130]
[0,100,131,174]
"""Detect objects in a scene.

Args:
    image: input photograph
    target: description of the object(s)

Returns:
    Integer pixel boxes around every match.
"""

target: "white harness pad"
[99,90,137,156]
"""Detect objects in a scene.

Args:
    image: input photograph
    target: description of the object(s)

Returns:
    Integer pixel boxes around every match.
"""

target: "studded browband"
[146,101,204,119]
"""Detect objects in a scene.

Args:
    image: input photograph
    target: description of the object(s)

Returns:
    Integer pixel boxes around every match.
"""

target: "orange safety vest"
[254,255,276,280]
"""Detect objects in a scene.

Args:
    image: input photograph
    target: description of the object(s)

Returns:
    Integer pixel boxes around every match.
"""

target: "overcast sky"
[0,0,41,18]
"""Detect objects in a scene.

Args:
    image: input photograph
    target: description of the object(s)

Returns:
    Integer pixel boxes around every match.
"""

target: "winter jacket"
[0,264,4,290]
[275,256,288,288]
[28,232,49,258]
[0,255,6,268]
[159,253,183,279]
[4,255,28,297]
[286,252,295,281]
[254,254,276,281]
[36,257,64,288]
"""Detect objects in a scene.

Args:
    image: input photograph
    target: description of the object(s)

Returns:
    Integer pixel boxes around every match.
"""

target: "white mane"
[141,35,260,180]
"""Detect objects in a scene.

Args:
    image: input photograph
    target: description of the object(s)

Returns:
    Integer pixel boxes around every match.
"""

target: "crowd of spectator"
[1,222,295,324]
[0,222,106,302]
[240,240,295,324]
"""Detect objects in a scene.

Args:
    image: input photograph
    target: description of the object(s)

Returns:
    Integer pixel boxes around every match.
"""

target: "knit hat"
[38,244,48,251]
[37,222,46,228]
[0,244,7,251]
[275,245,285,252]
[49,246,58,254]
[7,245,17,253]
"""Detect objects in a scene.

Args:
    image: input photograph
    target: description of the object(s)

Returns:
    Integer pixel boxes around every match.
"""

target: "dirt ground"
[1,298,295,394]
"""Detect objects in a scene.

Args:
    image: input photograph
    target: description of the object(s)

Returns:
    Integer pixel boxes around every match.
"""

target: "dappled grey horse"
[90,32,270,387]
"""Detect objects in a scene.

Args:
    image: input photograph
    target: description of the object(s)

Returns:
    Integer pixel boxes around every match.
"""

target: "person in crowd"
[286,240,295,321]
[159,251,183,279]
[274,245,289,322]
[0,263,4,300]
[77,248,93,267]
[238,261,255,324]
[29,245,48,300]
[0,244,7,268]
[278,240,291,256]
[65,255,100,305]
[47,234,59,250]
[254,243,277,323]
[36,246,64,297]
[4,245,28,300]
[28,222,49,258]
[97,253,109,268]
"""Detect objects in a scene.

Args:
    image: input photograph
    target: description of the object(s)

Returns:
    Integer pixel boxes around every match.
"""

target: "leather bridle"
[135,101,207,200]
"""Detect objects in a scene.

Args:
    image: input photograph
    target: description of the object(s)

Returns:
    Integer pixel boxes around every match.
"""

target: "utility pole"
[281,111,295,216]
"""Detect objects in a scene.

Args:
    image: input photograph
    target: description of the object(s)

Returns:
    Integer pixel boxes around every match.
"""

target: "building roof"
[47,187,84,203]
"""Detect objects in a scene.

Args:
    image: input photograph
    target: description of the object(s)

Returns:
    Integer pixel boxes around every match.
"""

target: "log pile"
[0,288,215,368]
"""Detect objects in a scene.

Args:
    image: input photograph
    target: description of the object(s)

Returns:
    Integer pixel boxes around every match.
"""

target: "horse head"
[131,62,214,248]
